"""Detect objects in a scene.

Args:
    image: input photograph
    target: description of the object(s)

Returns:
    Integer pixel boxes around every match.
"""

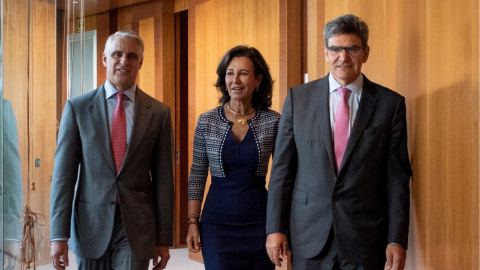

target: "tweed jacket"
[188,106,281,201]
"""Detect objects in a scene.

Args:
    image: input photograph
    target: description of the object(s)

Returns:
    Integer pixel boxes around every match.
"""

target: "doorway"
[174,9,189,247]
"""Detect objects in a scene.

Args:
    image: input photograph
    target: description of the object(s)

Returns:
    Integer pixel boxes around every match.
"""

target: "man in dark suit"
[266,14,412,270]
[50,31,174,270]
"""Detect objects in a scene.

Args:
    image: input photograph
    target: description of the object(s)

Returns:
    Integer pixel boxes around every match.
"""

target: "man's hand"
[266,232,288,267]
[385,244,406,270]
[152,245,170,269]
[50,241,69,270]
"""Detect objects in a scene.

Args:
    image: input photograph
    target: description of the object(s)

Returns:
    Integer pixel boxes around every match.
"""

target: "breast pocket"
[350,124,389,167]
[363,125,380,137]
[292,188,307,205]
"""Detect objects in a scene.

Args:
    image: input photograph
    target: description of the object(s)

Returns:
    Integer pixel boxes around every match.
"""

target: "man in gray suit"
[50,31,174,270]
[266,14,412,270]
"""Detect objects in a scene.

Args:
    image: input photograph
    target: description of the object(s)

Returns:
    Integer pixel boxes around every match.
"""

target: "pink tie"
[334,87,351,170]
[111,93,127,172]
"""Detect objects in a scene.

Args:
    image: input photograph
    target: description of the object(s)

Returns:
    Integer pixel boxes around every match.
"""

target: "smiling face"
[225,56,262,104]
[102,36,143,92]
[325,33,369,86]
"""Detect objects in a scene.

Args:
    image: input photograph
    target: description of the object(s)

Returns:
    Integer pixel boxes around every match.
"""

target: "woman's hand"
[186,200,202,252]
[186,224,202,252]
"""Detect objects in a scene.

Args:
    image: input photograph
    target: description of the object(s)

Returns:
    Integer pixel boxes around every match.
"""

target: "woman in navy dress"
[186,46,280,270]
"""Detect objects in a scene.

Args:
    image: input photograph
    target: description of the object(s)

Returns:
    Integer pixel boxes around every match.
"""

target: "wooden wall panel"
[424,0,479,268]
[174,0,188,12]
[190,0,280,118]
[306,0,325,81]
[392,2,429,269]
[95,12,112,88]
[154,0,176,110]
[139,17,156,98]
[29,0,57,264]
[279,0,302,108]
[4,1,29,193]
[117,7,134,31]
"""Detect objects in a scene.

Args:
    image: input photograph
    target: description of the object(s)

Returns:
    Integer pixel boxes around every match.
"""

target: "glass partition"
[1,0,183,268]
[1,0,24,268]
[1,0,56,268]
[0,56,23,270]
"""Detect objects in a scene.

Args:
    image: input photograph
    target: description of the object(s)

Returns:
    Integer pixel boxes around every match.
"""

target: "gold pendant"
[237,116,247,124]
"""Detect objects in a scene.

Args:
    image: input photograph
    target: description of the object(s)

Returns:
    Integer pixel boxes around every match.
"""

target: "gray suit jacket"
[50,84,174,260]
[266,74,411,266]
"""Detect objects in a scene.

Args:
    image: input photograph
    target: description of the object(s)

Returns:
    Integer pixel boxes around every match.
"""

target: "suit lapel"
[86,85,117,173]
[120,88,153,172]
[315,77,337,171]
[339,76,378,171]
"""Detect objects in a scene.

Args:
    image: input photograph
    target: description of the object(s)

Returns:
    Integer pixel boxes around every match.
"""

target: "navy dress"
[200,127,274,270]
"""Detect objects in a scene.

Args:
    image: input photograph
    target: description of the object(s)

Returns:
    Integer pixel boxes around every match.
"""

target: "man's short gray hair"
[104,31,144,58]
[323,14,369,48]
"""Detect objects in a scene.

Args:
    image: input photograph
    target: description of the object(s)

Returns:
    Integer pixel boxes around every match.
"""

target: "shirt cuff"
[50,237,69,242]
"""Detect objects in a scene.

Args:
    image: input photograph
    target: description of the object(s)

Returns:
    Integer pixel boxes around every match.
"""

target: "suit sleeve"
[151,106,174,246]
[266,89,298,235]
[187,115,209,201]
[387,97,412,248]
[50,101,82,240]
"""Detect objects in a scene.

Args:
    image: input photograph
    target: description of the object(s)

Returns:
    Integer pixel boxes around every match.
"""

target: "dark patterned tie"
[111,92,126,173]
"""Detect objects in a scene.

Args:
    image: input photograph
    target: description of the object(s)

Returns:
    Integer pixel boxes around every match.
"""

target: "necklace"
[227,102,254,125]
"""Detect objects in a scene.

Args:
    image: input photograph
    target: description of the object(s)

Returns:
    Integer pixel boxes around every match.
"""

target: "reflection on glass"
[1,87,24,270]
[0,1,24,265]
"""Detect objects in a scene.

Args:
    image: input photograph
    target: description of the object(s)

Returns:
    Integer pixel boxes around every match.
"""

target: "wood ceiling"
[56,0,152,17]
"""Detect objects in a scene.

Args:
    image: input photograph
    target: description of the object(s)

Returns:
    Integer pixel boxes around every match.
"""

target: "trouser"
[291,228,383,270]
[75,205,150,270]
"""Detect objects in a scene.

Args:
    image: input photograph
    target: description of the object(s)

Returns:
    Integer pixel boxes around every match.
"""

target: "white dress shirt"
[328,73,363,137]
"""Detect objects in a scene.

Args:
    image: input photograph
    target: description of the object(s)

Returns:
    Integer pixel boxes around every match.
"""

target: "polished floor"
[36,248,204,270]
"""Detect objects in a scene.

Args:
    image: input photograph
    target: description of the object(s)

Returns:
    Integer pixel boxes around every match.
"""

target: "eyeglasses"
[326,46,363,56]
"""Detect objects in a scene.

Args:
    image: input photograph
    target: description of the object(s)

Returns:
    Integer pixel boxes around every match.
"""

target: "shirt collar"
[328,73,363,95]
[104,80,136,102]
